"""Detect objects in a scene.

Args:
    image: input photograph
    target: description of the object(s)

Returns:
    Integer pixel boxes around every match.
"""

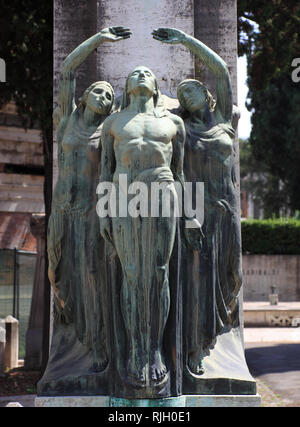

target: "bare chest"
[111,114,177,145]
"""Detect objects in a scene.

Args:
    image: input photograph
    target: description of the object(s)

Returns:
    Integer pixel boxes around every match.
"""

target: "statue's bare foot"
[127,351,147,385]
[150,351,167,384]
[188,350,204,375]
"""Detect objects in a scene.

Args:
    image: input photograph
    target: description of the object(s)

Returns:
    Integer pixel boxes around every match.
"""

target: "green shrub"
[241,218,300,255]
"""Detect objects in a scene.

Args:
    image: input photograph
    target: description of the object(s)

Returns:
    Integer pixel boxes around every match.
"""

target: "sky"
[237,55,252,140]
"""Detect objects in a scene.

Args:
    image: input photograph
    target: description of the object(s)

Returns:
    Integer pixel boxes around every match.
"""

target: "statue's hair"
[177,79,216,113]
[120,67,167,117]
[78,81,115,114]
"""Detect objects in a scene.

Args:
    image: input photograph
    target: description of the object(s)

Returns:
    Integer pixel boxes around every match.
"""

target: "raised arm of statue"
[56,27,131,131]
[152,28,232,123]
[62,27,131,74]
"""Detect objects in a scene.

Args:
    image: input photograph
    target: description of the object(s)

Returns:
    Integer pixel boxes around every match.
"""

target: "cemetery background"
[0,0,299,407]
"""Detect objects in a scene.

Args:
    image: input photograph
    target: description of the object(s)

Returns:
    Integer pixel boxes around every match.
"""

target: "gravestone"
[4,316,19,370]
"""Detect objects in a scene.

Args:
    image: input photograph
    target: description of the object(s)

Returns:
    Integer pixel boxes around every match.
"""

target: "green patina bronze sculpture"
[38,27,256,402]
[39,27,131,395]
[99,65,185,393]
[153,28,247,395]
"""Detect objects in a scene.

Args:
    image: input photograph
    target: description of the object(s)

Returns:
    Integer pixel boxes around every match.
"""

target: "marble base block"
[35,394,261,407]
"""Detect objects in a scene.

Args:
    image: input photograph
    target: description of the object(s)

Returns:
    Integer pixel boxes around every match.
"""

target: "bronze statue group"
[39,27,243,398]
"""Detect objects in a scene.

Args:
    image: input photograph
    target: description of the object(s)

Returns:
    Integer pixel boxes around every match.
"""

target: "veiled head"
[79,81,115,115]
[177,79,216,114]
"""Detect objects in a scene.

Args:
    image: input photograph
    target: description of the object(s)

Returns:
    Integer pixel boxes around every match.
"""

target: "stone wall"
[243,255,300,302]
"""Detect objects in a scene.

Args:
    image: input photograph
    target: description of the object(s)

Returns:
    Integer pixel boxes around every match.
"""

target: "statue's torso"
[110,111,177,182]
[54,111,101,211]
[184,121,236,205]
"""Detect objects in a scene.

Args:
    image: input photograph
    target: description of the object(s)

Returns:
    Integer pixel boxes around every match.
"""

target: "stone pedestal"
[269,294,279,305]
[35,394,261,407]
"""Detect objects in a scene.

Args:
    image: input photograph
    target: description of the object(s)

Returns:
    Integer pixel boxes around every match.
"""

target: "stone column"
[97,0,194,98]
[54,0,98,106]
[194,0,238,103]
[24,214,46,370]
[53,0,98,186]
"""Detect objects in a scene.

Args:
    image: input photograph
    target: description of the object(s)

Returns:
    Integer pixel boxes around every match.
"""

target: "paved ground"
[244,327,300,407]
[1,327,299,407]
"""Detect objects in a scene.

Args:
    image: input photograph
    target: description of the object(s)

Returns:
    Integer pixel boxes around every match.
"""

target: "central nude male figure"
[99,66,185,386]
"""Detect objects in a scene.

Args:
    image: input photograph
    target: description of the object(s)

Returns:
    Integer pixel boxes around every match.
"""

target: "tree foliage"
[242,218,300,255]
[0,2,52,131]
[0,1,53,209]
[237,0,300,214]
[0,1,53,229]
[240,138,288,218]
[0,2,53,370]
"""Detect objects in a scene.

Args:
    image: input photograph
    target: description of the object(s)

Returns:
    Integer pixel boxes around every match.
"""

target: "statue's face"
[86,83,113,115]
[127,66,157,96]
[179,82,207,113]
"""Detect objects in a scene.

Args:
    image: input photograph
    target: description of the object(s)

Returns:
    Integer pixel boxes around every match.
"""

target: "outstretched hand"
[152,28,186,44]
[100,26,132,43]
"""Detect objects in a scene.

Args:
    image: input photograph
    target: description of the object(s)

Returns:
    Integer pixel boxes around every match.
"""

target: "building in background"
[0,101,45,359]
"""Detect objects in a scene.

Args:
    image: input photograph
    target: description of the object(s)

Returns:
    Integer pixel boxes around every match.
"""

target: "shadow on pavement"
[245,343,300,376]
[245,343,300,407]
